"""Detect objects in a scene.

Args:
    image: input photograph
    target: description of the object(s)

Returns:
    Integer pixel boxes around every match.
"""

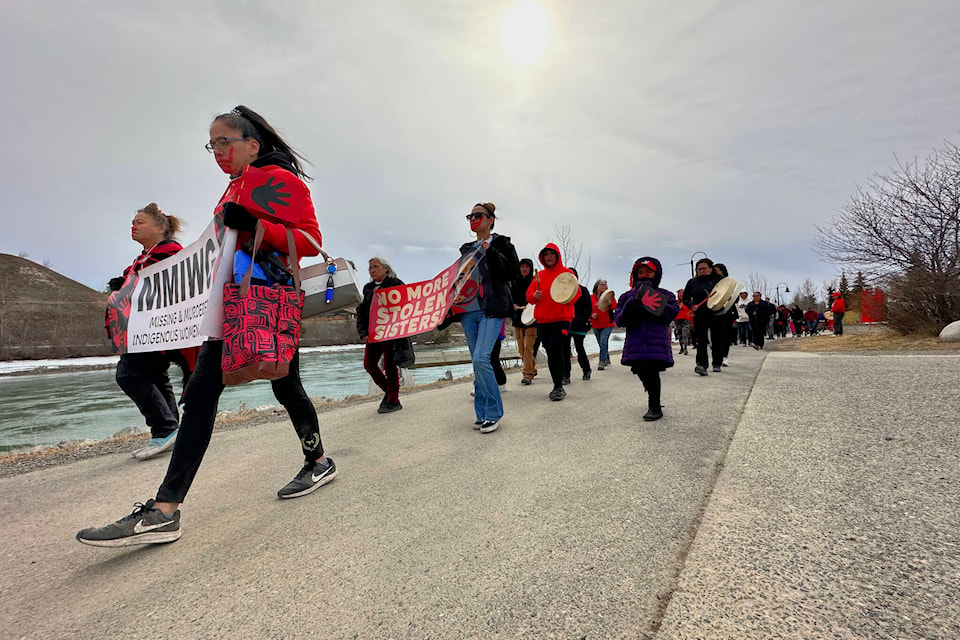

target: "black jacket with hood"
[510,258,535,327]
[456,233,520,319]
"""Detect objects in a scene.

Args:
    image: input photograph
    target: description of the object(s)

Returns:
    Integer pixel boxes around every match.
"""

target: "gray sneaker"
[133,429,178,460]
[76,500,181,547]
[277,457,338,499]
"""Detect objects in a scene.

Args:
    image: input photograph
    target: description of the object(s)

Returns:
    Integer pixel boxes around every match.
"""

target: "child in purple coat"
[614,256,679,421]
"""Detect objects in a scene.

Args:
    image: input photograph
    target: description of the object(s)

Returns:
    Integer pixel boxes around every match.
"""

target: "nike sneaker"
[277,457,338,499]
[76,500,181,547]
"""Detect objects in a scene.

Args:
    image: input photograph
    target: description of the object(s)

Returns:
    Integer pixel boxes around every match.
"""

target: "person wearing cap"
[511,258,538,384]
[526,243,580,401]
[591,279,617,368]
[746,292,776,349]
[682,257,724,375]
[614,257,679,421]
[830,292,846,336]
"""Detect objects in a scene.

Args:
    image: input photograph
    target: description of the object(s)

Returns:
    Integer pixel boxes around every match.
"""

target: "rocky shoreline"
[0,375,472,478]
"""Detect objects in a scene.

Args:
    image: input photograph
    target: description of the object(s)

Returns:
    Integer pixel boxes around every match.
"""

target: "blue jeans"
[593,327,613,363]
[461,311,504,422]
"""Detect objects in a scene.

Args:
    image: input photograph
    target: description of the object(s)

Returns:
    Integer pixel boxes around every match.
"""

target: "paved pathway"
[1,349,957,639]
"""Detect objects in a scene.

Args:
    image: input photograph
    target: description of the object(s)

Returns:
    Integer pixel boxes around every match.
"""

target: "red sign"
[368,261,460,342]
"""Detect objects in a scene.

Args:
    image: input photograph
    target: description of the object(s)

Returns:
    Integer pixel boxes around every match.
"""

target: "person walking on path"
[746,292,776,349]
[565,268,593,381]
[591,279,617,369]
[511,258,538,384]
[682,257,723,375]
[526,243,579,401]
[734,291,752,345]
[357,257,405,413]
[77,106,336,548]
[615,257,679,421]
[108,203,196,461]
[831,292,846,336]
[674,290,693,355]
[450,202,520,433]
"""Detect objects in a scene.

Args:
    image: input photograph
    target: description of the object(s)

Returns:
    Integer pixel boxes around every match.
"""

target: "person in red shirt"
[526,243,579,401]
[830,292,846,336]
[674,289,693,355]
[590,279,617,369]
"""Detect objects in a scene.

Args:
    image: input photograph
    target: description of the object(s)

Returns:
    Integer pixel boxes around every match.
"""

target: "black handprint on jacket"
[251,176,292,215]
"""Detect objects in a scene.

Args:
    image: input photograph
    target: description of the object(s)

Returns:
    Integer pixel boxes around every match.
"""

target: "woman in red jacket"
[830,292,846,336]
[526,243,579,401]
[79,106,336,548]
[109,203,192,461]
[590,279,617,370]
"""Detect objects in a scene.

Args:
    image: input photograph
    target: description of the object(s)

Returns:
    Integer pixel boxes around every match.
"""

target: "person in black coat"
[745,292,776,349]
[510,258,537,383]
[564,268,593,381]
[682,257,724,375]
[357,256,405,413]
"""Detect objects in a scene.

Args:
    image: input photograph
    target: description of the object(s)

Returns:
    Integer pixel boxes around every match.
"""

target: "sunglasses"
[465,212,487,220]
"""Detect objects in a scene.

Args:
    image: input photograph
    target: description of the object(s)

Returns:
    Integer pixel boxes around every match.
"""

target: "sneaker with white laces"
[277,457,338,499]
[479,419,500,433]
[473,420,483,430]
[133,429,179,460]
[76,500,181,547]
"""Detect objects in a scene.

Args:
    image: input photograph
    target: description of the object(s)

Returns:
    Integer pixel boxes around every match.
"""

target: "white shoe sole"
[278,467,339,499]
[77,529,182,547]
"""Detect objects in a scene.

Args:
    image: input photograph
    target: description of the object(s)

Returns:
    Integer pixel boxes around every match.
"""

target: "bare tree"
[553,224,590,283]
[746,271,769,297]
[791,278,819,311]
[815,140,960,331]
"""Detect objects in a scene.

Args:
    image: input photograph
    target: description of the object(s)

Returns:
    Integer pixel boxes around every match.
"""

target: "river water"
[0,336,619,453]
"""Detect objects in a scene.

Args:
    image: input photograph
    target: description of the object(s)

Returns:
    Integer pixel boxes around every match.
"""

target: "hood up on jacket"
[538,242,564,269]
[630,256,664,288]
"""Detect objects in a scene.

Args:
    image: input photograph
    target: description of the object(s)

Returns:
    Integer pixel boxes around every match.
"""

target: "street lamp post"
[775,282,790,306]
[678,251,708,278]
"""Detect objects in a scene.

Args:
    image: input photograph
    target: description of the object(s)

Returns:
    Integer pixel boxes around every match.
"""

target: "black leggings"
[537,322,571,389]
[564,333,591,377]
[633,367,662,411]
[156,340,324,504]
[490,339,506,386]
[694,314,727,368]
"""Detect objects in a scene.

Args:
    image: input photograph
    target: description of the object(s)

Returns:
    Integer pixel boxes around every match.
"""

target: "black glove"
[108,277,125,291]
[222,202,258,232]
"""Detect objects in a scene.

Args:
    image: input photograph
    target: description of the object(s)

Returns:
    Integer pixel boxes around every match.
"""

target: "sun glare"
[500,2,549,65]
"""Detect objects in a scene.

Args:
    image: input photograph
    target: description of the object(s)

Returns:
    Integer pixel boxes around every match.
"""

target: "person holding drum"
[453,202,520,433]
[78,106,336,548]
[615,257,679,421]
[357,256,405,413]
[526,243,580,401]
[591,279,617,370]
[682,257,724,375]
[510,258,538,384]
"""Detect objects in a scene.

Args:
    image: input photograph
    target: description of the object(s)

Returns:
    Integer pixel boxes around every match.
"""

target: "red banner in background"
[368,261,460,342]
[860,288,886,323]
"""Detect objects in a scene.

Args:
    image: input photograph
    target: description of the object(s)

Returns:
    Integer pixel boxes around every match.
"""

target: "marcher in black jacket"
[510,258,538,383]
[357,257,405,413]
[745,292,776,349]
[565,269,593,381]
[682,257,724,375]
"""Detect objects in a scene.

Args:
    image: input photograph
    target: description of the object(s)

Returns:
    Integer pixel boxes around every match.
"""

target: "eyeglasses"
[205,137,246,153]
[466,212,486,220]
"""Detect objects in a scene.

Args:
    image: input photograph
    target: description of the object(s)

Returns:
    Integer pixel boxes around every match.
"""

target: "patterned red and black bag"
[222,224,304,385]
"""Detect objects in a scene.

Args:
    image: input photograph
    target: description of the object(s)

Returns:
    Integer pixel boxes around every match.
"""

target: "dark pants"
[564,333,591,378]
[637,370,661,411]
[491,339,506,386]
[538,322,570,389]
[737,322,751,345]
[694,314,727,368]
[116,352,180,439]
[156,340,323,504]
[833,312,844,335]
[751,319,767,348]
[364,340,399,403]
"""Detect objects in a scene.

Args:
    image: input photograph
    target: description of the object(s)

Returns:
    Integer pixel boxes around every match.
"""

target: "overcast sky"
[3,1,959,301]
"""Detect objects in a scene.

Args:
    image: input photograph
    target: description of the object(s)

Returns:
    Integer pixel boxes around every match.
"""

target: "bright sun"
[499,2,549,65]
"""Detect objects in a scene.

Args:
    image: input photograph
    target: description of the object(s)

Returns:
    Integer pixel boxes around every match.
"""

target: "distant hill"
[0,254,113,360]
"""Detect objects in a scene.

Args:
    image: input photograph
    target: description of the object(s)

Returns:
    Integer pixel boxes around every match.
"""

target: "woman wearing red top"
[830,292,846,336]
[79,106,336,548]
[590,279,617,370]
[526,243,579,401]
[674,289,693,355]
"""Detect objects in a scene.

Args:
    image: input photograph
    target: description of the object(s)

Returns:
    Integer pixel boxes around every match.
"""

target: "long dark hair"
[213,105,312,181]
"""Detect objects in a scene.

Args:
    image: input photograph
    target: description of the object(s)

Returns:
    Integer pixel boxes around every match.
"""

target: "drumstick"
[691,289,718,311]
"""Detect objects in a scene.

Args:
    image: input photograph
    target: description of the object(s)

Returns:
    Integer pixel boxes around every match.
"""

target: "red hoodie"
[525,242,580,323]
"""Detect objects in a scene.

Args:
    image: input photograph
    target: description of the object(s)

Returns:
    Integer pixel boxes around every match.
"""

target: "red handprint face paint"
[470,215,484,231]
[216,146,235,174]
